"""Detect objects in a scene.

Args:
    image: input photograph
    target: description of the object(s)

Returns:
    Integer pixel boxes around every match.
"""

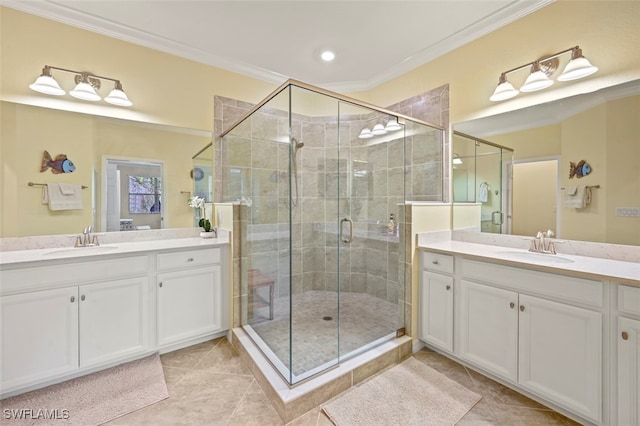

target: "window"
[128,176,161,214]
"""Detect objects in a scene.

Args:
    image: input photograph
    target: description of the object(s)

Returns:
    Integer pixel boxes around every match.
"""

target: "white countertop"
[419,240,640,286]
[0,236,229,267]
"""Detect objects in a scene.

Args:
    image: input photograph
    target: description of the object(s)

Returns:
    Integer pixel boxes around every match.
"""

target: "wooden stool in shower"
[248,269,274,321]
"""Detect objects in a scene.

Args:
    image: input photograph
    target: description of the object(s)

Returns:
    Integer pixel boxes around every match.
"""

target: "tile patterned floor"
[250,291,399,376]
[109,338,581,425]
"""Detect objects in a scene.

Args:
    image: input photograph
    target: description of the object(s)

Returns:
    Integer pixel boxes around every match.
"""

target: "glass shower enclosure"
[220,80,443,384]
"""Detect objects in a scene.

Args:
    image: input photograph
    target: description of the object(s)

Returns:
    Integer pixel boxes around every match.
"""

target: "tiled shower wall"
[214,84,449,332]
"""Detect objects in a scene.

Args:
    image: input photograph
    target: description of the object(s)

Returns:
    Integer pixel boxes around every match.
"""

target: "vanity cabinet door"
[419,271,454,352]
[78,277,149,367]
[618,316,640,426]
[157,265,222,347]
[518,294,602,423]
[459,280,518,382]
[0,287,79,392]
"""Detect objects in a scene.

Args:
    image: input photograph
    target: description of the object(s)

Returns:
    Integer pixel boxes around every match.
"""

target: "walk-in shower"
[219,80,444,385]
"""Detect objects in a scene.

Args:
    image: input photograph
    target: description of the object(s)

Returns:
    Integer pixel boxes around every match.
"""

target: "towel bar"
[28,182,88,189]
[561,184,600,190]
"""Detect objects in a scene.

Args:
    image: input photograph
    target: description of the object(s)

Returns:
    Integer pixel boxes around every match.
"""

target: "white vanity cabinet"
[0,240,230,398]
[0,256,150,394]
[517,293,601,421]
[419,252,454,352]
[459,280,518,382]
[617,285,640,426]
[459,259,603,423]
[419,249,609,425]
[459,277,602,422]
[78,277,149,367]
[156,248,228,348]
[1,287,79,392]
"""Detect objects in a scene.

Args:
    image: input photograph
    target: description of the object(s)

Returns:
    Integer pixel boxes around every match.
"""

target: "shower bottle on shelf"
[387,214,396,236]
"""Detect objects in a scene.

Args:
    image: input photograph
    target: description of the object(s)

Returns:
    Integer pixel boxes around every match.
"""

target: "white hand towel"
[44,183,84,211]
[477,183,488,203]
[564,185,587,208]
[58,183,76,195]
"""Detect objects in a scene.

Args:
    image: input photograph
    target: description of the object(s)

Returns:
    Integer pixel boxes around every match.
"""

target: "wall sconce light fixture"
[490,46,598,102]
[358,118,403,139]
[29,65,133,107]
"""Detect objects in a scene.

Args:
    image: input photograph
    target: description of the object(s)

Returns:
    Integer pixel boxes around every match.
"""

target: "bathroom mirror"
[0,101,212,238]
[453,79,640,246]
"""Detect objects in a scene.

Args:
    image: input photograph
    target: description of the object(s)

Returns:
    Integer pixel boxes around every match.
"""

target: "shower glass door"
[286,86,341,383]
[334,101,406,361]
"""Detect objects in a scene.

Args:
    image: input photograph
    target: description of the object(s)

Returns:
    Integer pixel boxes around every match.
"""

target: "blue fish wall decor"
[41,150,76,174]
[569,160,591,179]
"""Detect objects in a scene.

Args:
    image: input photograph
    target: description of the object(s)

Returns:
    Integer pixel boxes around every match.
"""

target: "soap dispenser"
[387,214,396,236]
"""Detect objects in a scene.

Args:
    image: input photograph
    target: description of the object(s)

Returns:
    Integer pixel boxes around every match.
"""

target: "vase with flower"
[188,196,217,238]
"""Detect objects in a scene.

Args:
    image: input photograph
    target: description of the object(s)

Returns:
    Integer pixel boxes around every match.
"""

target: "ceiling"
[3,0,553,92]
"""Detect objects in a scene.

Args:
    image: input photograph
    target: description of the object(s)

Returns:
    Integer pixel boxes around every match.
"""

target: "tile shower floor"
[249,290,400,377]
[108,338,581,425]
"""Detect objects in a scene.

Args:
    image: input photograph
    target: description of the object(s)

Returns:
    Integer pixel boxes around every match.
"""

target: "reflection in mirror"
[0,101,212,238]
[452,131,513,235]
[192,143,213,202]
[454,80,640,245]
[103,158,164,231]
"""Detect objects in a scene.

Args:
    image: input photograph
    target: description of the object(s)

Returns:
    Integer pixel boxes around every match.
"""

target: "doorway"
[512,157,560,237]
[102,157,165,232]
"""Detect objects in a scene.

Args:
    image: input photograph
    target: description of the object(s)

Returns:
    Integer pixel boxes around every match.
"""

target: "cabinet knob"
[431,260,439,265]
[187,258,194,262]
[622,331,629,341]
[510,302,515,309]
[70,296,75,303]
[519,305,525,312]
[159,282,163,288]
[446,285,451,291]
[81,294,86,301]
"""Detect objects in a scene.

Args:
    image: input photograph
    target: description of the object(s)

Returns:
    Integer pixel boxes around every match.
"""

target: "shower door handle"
[491,211,503,225]
[340,217,354,243]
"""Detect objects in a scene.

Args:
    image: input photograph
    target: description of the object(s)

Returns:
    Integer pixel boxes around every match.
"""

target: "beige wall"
[1,103,94,237]
[606,96,640,245]
[512,160,558,237]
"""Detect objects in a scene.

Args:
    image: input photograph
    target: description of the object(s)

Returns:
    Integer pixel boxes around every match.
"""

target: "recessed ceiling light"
[320,50,335,62]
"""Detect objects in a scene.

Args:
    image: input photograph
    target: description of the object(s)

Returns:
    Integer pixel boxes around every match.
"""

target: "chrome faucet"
[529,230,562,254]
[75,225,100,247]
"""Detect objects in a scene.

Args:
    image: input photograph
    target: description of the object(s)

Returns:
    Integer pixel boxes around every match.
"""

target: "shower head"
[292,137,304,150]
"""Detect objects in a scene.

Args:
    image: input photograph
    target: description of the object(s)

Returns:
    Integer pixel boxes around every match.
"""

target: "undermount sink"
[497,251,575,264]
[42,246,119,257]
